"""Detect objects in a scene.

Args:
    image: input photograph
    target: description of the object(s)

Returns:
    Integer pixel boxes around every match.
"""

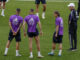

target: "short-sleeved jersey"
[9,15,23,32]
[55,17,63,35]
[24,14,40,32]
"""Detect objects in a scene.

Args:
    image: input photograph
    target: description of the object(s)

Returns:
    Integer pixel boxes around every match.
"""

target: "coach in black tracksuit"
[68,3,78,51]
[77,0,80,16]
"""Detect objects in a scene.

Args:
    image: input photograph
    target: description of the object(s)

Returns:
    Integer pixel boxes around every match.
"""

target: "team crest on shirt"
[29,18,34,26]
[12,18,19,25]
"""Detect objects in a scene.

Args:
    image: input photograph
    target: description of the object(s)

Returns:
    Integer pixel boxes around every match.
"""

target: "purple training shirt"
[9,15,23,32]
[24,14,40,32]
[55,17,63,35]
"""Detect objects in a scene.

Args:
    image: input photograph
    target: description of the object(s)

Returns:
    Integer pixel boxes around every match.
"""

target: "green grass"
[0,0,80,60]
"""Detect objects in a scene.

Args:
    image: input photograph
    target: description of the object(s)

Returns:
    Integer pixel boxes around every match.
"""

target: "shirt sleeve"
[56,19,60,26]
[36,16,40,22]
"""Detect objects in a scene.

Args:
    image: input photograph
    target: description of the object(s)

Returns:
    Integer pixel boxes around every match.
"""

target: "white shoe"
[29,55,33,58]
[72,49,77,51]
[38,55,44,58]
[1,13,5,17]
[42,16,45,19]
[16,54,22,57]
[1,14,5,16]
[76,16,79,19]
[42,13,45,19]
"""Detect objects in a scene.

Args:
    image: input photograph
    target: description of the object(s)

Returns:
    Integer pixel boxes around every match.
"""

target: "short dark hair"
[30,9,34,12]
[54,11,60,17]
[16,8,21,12]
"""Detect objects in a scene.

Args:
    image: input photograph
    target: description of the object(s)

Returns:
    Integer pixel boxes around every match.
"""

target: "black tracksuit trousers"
[69,23,77,49]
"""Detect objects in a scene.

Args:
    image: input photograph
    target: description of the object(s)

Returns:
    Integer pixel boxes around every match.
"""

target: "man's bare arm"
[9,22,14,33]
[23,21,26,37]
[23,21,26,33]
[16,23,23,33]
[38,21,43,35]
[55,25,59,37]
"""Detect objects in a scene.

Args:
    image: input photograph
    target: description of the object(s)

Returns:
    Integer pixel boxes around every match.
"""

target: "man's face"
[16,11,20,15]
[69,6,74,10]
[54,13,57,17]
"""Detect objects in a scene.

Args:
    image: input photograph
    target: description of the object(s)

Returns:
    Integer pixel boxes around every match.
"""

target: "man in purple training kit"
[48,11,63,56]
[23,9,44,58]
[4,8,23,56]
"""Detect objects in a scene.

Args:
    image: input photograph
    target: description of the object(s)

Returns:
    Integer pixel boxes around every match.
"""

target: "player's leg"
[48,32,56,56]
[4,40,11,56]
[4,30,14,56]
[15,31,21,56]
[35,0,40,17]
[27,32,34,58]
[48,43,56,56]
[74,32,77,50]
[16,42,21,56]
[1,1,6,16]
[58,36,63,56]
[42,4,46,19]
[41,0,46,19]
[58,43,62,56]
[73,34,77,51]
[73,27,77,51]
[69,33,74,50]
[34,36,44,58]
[3,1,5,9]
[36,4,39,17]
[29,37,33,58]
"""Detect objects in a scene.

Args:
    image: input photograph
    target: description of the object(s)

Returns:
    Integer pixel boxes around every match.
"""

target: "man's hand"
[13,32,17,36]
[12,30,17,36]
[40,31,43,36]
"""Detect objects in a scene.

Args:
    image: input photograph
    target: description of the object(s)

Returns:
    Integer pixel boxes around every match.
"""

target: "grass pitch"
[0,0,80,60]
